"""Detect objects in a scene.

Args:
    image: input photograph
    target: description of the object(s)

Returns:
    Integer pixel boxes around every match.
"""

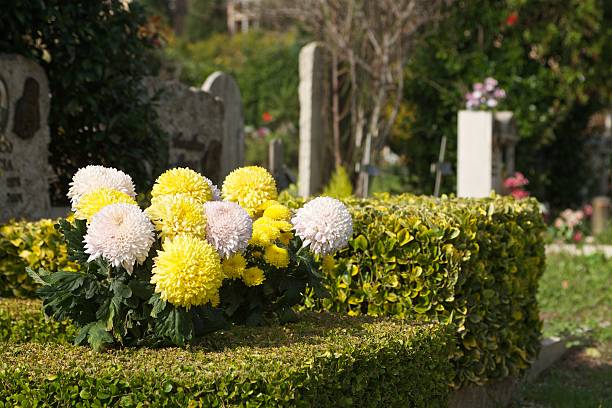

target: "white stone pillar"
[457,110,493,198]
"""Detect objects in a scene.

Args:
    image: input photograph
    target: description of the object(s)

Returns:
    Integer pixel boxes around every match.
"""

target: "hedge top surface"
[0,298,450,381]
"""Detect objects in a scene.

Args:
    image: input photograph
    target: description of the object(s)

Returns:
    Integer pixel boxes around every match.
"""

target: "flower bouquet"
[465,77,506,110]
[29,166,352,350]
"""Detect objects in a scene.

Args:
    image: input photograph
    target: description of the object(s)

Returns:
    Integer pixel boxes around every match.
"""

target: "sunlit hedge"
[287,193,546,387]
[0,218,79,297]
[0,193,545,389]
[0,299,454,407]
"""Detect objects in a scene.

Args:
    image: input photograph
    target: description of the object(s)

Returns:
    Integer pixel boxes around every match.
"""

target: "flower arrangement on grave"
[550,205,592,243]
[464,77,506,110]
[29,165,352,350]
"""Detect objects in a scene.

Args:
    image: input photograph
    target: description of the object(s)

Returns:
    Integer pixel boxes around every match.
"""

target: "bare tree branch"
[261,0,450,196]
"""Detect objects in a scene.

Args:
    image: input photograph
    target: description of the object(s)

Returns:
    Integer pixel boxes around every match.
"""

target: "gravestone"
[145,78,224,184]
[457,110,517,198]
[201,72,245,180]
[268,138,290,191]
[298,42,329,197]
[592,196,610,236]
[0,54,51,223]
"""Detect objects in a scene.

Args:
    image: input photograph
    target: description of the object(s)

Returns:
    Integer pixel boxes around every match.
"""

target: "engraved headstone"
[202,72,245,180]
[145,78,225,184]
[0,54,51,223]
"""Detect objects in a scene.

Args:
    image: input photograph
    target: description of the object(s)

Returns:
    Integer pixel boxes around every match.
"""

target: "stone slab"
[202,72,244,180]
[145,78,224,184]
[298,42,328,197]
[0,54,51,222]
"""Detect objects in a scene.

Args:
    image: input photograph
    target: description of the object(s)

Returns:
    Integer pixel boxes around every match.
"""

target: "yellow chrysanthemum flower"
[222,166,277,217]
[263,203,292,222]
[264,244,290,268]
[145,194,206,240]
[242,266,265,287]
[257,200,277,213]
[279,231,293,246]
[322,255,335,273]
[151,235,223,308]
[222,253,247,279]
[151,168,213,204]
[272,220,293,232]
[74,188,137,221]
[250,217,281,247]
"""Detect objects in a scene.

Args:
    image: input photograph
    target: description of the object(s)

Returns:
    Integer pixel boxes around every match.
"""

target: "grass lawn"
[512,253,611,408]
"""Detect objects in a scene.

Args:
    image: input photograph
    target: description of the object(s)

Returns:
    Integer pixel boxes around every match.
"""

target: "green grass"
[512,253,612,408]
[538,253,611,343]
[594,221,612,245]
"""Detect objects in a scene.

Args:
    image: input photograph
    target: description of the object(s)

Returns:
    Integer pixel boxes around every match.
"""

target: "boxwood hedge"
[0,298,75,343]
[0,298,454,407]
[288,193,546,388]
[0,193,545,390]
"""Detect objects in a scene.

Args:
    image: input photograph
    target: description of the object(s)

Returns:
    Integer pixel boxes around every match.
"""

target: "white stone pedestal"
[457,110,516,198]
[457,110,493,198]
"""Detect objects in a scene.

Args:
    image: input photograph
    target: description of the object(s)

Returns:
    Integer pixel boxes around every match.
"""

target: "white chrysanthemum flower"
[203,201,252,258]
[205,179,222,201]
[84,203,155,274]
[292,197,353,256]
[68,165,136,210]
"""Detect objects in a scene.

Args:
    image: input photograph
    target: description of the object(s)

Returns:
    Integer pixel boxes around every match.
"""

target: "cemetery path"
[546,243,612,258]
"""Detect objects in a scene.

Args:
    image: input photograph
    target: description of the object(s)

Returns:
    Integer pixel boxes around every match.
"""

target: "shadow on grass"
[512,346,612,408]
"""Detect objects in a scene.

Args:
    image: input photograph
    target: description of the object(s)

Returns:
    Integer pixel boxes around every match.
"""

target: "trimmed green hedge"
[0,299,75,344]
[289,193,546,387]
[0,193,545,390]
[0,298,454,407]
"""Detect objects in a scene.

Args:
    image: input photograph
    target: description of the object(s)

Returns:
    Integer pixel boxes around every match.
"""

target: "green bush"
[0,298,454,407]
[288,193,546,387]
[323,167,354,199]
[0,299,75,344]
[0,218,80,298]
[0,0,167,204]
[398,0,609,207]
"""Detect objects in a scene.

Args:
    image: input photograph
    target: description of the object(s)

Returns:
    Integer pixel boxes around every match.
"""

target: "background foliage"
[164,30,303,171]
[398,0,610,208]
[166,30,302,129]
[0,0,168,204]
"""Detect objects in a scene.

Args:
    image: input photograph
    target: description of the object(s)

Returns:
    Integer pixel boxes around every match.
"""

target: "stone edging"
[546,243,612,257]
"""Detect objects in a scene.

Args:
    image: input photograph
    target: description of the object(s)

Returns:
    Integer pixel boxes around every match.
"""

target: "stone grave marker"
[0,54,51,223]
[201,72,244,180]
[145,78,224,184]
[268,138,291,191]
[457,110,517,198]
[592,196,610,236]
[298,42,330,197]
